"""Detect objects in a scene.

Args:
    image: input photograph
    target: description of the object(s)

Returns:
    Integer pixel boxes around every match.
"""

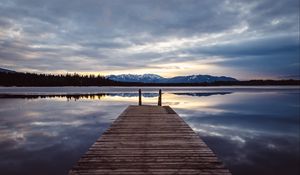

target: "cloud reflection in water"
[0,88,299,175]
[174,91,299,175]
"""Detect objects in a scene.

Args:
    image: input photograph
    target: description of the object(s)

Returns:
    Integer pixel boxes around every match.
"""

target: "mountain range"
[1,67,238,83]
[0,68,15,73]
[107,74,238,83]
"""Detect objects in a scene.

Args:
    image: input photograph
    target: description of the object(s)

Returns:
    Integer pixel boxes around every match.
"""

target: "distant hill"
[107,74,238,83]
[0,68,16,73]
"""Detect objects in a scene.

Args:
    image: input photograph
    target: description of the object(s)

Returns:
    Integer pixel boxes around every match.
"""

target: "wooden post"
[138,89,142,106]
[158,89,162,106]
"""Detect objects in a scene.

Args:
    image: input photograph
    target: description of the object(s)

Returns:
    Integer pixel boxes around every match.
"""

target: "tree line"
[0,72,116,86]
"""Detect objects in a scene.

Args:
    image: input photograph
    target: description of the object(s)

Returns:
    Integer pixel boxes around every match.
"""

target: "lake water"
[0,86,299,175]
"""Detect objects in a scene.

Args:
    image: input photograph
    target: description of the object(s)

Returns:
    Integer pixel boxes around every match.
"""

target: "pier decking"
[69,105,231,175]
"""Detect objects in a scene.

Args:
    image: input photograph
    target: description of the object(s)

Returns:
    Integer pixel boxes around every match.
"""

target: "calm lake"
[0,86,299,175]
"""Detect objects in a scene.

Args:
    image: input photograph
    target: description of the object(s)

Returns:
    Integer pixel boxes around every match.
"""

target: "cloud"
[188,35,299,57]
[0,0,299,79]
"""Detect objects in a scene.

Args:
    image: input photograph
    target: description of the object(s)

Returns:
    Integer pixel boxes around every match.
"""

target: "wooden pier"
[69,91,231,175]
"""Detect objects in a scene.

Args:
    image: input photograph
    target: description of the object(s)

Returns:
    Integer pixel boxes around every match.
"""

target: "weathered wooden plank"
[69,105,231,175]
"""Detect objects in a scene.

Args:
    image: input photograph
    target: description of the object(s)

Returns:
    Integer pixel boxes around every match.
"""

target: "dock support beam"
[138,89,142,106]
[158,89,162,106]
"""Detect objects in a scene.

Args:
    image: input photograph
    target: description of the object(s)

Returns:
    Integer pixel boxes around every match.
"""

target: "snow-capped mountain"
[107,74,163,83]
[161,75,237,83]
[107,74,238,83]
[0,68,15,73]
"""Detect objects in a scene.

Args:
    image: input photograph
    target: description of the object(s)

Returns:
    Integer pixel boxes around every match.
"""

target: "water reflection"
[0,87,299,175]
[173,91,300,175]
[0,92,232,99]
[173,92,232,96]
[0,96,129,175]
[0,94,107,100]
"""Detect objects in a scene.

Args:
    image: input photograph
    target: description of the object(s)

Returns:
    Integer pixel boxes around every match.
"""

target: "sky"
[0,0,299,80]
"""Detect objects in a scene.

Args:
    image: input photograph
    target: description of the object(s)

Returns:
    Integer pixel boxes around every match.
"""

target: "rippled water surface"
[0,86,299,175]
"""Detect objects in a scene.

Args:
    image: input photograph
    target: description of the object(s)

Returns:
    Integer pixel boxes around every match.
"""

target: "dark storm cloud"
[0,0,299,78]
[187,35,299,57]
[183,34,299,77]
[245,0,299,31]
